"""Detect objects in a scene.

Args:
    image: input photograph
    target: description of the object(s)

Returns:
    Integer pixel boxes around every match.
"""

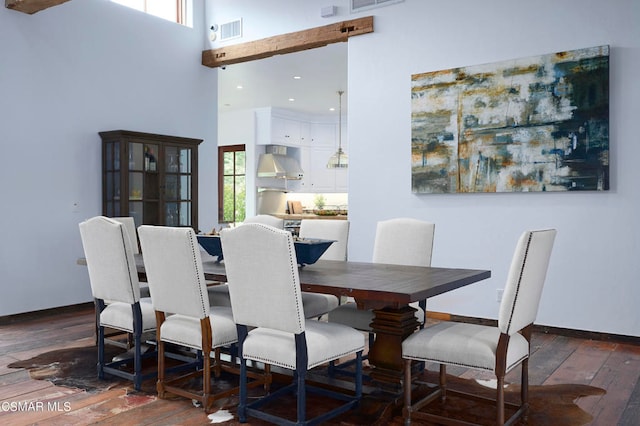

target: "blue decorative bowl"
[294,238,335,266]
[197,235,333,266]
[197,235,223,260]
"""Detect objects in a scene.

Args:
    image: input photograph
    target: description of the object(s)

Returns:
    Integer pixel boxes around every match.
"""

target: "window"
[218,145,246,223]
[351,0,404,13]
[111,0,187,25]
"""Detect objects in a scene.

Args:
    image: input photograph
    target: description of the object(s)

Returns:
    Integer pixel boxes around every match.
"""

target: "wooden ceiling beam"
[5,0,70,14]
[202,16,374,69]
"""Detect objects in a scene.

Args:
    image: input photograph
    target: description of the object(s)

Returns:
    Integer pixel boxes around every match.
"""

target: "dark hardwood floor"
[1,304,639,425]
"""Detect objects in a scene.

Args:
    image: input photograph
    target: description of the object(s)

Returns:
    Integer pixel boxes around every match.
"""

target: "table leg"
[368,305,420,386]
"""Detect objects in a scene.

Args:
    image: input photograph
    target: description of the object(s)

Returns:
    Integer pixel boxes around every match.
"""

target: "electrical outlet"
[496,288,504,303]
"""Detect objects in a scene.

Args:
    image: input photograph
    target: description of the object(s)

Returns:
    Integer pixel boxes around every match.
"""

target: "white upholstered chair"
[207,216,339,318]
[78,216,156,390]
[206,215,283,309]
[299,219,349,261]
[111,216,151,300]
[243,214,284,229]
[402,229,556,426]
[220,223,364,425]
[111,216,139,254]
[137,225,270,412]
[298,219,350,318]
[329,218,435,332]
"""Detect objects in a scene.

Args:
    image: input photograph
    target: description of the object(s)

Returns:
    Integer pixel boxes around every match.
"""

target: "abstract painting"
[411,45,609,193]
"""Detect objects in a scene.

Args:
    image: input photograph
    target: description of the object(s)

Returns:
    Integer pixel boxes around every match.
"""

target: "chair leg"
[403,359,412,426]
[97,325,105,379]
[238,357,247,423]
[229,343,237,366]
[213,347,221,378]
[522,359,529,420]
[157,340,166,398]
[355,351,363,399]
[133,330,143,390]
[439,364,447,401]
[328,360,336,377]
[497,374,505,425]
[418,299,427,330]
[264,363,271,393]
[202,349,212,412]
[95,299,105,379]
[296,365,306,424]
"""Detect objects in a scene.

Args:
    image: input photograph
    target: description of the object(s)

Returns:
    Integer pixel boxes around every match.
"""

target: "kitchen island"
[273,213,347,220]
[273,213,347,235]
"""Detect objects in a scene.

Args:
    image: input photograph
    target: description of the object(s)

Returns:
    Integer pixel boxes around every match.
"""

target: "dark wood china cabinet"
[100,130,202,231]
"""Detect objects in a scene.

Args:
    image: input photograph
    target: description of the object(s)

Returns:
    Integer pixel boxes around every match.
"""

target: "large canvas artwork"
[411,45,609,193]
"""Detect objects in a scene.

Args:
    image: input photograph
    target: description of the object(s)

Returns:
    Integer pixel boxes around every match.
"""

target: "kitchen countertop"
[273,213,348,220]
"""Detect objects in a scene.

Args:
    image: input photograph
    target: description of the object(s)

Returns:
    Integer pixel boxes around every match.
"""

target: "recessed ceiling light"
[329,107,336,111]
[293,76,302,80]
[236,85,243,89]
[288,98,295,102]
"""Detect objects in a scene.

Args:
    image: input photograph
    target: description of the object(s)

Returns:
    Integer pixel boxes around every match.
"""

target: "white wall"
[0,0,218,316]
[208,0,640,337]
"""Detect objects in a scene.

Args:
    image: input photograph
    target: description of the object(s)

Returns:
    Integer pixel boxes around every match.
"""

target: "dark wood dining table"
[132,255,491,386]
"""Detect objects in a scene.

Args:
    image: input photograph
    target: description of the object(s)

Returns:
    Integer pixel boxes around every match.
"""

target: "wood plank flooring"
[1,304,639,425]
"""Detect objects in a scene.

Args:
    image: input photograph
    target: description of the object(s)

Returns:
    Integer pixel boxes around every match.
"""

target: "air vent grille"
[351,0,403,12]
[220,18,242,41]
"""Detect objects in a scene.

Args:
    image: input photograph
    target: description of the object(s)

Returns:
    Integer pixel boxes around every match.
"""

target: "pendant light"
[327,90,348,169]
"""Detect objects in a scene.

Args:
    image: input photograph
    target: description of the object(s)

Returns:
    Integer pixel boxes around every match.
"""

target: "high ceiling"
[217,42,348,117]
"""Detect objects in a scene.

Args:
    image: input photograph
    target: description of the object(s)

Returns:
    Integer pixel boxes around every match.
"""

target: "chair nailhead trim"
[111,219,138,304]
[505,231,534,334]
[186,229,208,319]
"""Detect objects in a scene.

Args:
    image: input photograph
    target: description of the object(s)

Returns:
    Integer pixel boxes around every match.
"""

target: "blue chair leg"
[96,299,106,380]
[238,357,247,422]
[328,360,336,377]
[97,325,105,379]
[296,366,306,424]
[237,325,249,423]
[355,351,363,399]
[133,331,142,390]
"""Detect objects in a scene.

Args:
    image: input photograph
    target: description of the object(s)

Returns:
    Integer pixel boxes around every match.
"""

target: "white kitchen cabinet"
[335,166,348,192]
[272,117,331,147]
[255,110,310,146]
[298,121,346,193]
[299,145,348,193]
[308,123,336,147]
[271,116,302,145]
[256,108,337,148]
[299,121,311,145]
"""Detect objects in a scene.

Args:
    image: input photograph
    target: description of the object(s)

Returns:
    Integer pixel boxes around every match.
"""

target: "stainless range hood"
[257,145,304,180]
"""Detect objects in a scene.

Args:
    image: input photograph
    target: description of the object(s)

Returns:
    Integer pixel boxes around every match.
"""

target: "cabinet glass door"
[164,145,192,226]
[126,142,162,227]
[104,141,121,217]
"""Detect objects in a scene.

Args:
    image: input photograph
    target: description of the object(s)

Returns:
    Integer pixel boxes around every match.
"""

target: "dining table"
[130,255,491,386]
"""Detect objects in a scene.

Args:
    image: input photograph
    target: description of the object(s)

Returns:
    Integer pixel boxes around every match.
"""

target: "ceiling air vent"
[351,0,404,13]
[220,18,242,41]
